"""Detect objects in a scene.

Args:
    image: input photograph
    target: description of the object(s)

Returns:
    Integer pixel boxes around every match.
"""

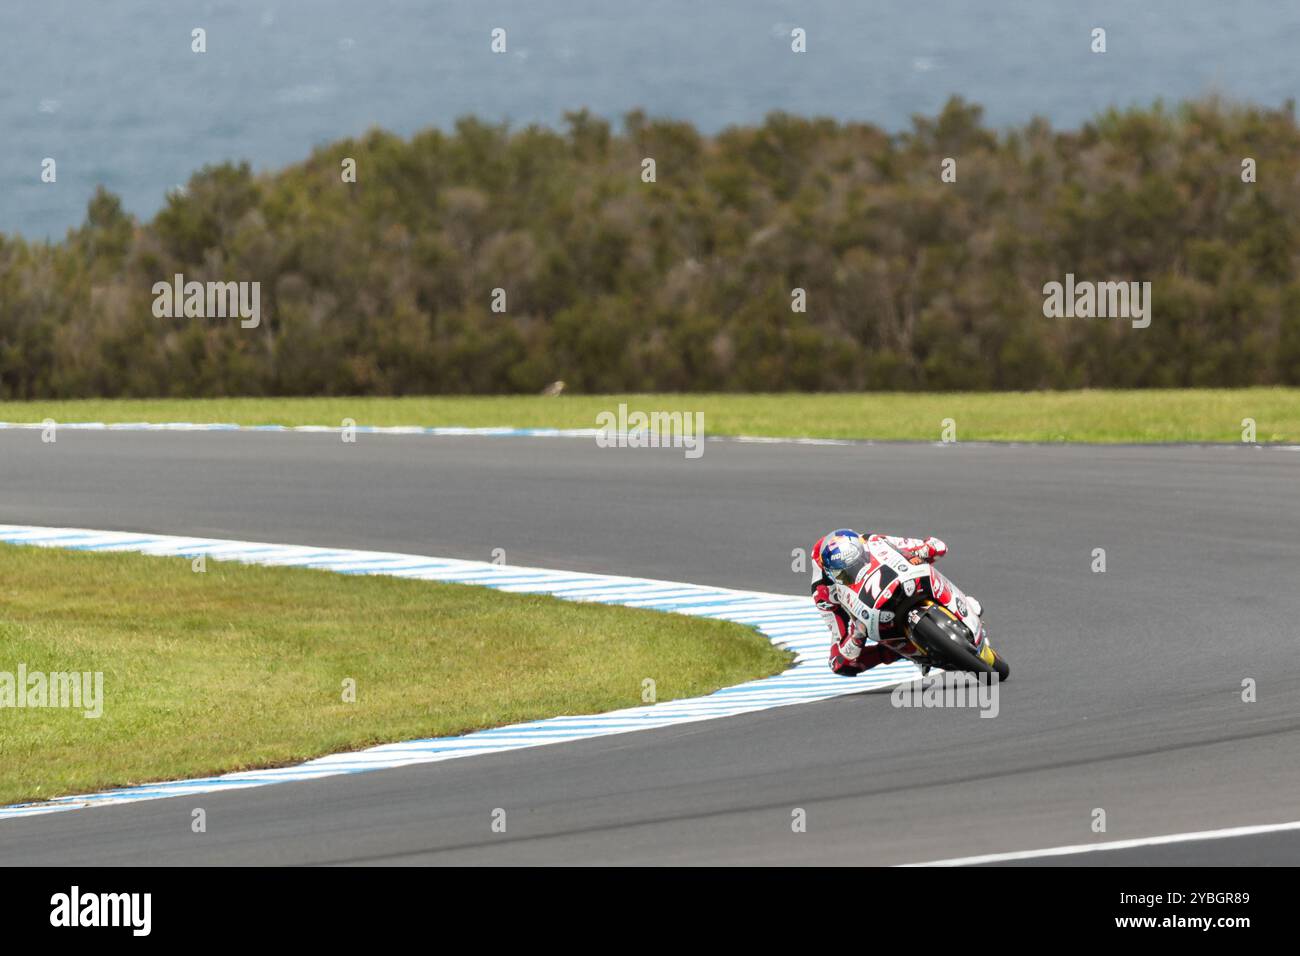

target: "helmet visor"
[828,552,868,585]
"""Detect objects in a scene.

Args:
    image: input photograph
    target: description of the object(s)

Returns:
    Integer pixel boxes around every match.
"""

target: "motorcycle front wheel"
[910,604,1007,681]
[989,649,1010,682]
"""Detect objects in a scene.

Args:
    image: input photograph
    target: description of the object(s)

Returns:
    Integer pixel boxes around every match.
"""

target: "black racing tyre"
[991,651,1010,682]
[910,606,995,677]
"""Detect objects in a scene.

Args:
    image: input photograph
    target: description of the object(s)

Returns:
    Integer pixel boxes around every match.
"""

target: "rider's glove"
[812,583,836,611]
[922,536,948,561]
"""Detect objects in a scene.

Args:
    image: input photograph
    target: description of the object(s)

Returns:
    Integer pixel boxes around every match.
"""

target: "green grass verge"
[0,544,791,807]
[0,388,1296,442]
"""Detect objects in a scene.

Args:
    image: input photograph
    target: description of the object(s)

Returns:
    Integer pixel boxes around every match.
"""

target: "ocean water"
[3,0,1299,239]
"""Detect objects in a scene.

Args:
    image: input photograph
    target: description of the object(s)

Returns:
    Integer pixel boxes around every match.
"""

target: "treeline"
[2,96,1299,398]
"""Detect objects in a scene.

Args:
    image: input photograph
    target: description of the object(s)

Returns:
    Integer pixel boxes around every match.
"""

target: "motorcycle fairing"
[832,535,985,650]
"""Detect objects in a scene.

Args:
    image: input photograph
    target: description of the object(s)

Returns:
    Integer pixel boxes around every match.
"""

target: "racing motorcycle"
[831,536,1010,681]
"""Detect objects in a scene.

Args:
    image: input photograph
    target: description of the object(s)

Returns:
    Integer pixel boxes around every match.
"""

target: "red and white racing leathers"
[811,533,948,676]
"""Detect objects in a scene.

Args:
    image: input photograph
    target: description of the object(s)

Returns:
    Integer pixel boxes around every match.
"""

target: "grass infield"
[0,388,1296,443]
[0,544,791,807]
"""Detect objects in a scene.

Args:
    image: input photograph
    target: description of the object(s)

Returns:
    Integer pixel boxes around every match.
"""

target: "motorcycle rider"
[811,528,979,676]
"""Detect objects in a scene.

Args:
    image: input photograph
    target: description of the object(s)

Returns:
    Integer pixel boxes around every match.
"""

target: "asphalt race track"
[1,430,1298,865]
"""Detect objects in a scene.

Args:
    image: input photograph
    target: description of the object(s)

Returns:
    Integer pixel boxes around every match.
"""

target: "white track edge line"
[902,819,1300,866]
[0,420,1296,451]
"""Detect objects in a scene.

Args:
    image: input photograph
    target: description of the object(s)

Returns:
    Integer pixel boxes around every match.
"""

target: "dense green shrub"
[2,97,1297,398]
